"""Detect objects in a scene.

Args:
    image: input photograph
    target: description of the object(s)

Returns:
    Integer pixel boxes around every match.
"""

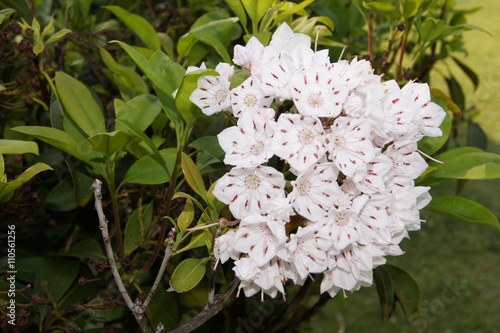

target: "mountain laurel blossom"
[190,23,446,300]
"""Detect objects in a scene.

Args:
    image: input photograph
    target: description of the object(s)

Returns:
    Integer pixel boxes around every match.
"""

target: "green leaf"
[241,0,274,26]
[122,149,177,185]
[35,258,80,303]
[225,0,248,30]
[380,264,421,318]
[69,167,95,207]
[467,121,487,150]
[0,139,39,155]
[115,94,162,132]
[175,229,212,255]
[104,6,160,50]
[418,17,445,43]
[64,238,106,259]
[362,1,396,12]
[124,202,154,255]
[0,8,16,24]
[145,287,179,331]
[425,196,499,228]
[11,126,82,159]
[55,72,106,136]
[189,136,225,161]
[0,162,53,202]
[374,266,395,320]
[85,131,131,156]
[45,28,72,44]
[177,198,195,231]
[100,47,149,100]
[445,75,465,111]
[181,152,207,201]
[428,149,500,180]
[169,258,207,293]
[452,56,479,91]
[45,179,78,211]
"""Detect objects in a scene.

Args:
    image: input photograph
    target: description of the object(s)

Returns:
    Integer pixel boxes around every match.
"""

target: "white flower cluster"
[190,23,445,299]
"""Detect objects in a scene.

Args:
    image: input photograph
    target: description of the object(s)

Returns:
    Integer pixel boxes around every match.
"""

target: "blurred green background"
[304,1,500,332]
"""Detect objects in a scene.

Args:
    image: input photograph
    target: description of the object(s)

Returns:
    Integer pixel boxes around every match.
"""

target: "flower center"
[244,174,261,190]
[333,135,345,148]
[216,89,228,104]
[250,142,265,155]
[297,180,311,196]
[299,129,314,145]
[334,212,348,226]
[244,94,257,107]
[307,93,323,108]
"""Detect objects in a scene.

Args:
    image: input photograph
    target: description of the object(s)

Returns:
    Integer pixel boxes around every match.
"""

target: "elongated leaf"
[452,56,479,91]
[175,229,212,255]
[64,238,106,259]
[169,258,207,293]
[85,130,131,156]
[225,0,248,29]
[428,149,500,180]
[0,162,53,202]
[104,6,160,50]
[122,149,176,185]
[381,264,421,318]
[374,266,395,320]
[181,152,207,201]
[241,0,274,26]
[45,179,78,211]
[11,126,82,159]
[425,196,499,228]
[177,198,195,231]
[55,72,105,136]
[418,17,445,43]
[115,94,162,132]
[362,1,396,11]
[145,287,179,331]
[0,139,39,155]
[35,258,80,303]
[124,202,154,255]
[189,136,225,161]
[445,75,465,111]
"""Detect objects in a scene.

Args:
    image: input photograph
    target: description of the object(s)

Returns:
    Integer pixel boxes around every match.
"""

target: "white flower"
[214,228,240,264]
[290,65,349,117]
[217,111,275,167]
[231,77,274,117]
[289,163,342,222]
[213,165,286,219]
[328,117,376,177]
[233,37,264,73]
[232,214,287,266]
[189,75,231,115]
[271,114,327,172]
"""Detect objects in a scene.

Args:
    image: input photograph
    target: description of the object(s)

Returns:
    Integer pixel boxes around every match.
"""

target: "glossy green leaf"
[85,131,131,156]
[104,6,160,50]
[11,126,82,159]
[169,258,207,293]
[55,72,106,136]
[401,0,421,18]
[115,95,162,132]
[374,266,395,320]
[425,196,499,228]
[418,17,445,43]
[175,229,213,255]
[0,139,39,155]
[148,50,185,97]
[380,264,421,318]
[124,202,154,255]
[100,47,149,100]
[445,75,465,111]
[70,165,96,207]
[241,0,274,26]
[45,28,72,44]
[35,258,80,303]
[64,238,106,259]
[189,136,225,161]
[0,8,16,24]
[122,149,176,185]
[181,152,207,201]
[177,198,195,231]
[0,162,53,202]
[428,149,500,179]
[225,0,248,30]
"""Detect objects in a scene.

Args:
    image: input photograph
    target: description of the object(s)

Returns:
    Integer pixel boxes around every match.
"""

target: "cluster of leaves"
[0,0,498,332]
